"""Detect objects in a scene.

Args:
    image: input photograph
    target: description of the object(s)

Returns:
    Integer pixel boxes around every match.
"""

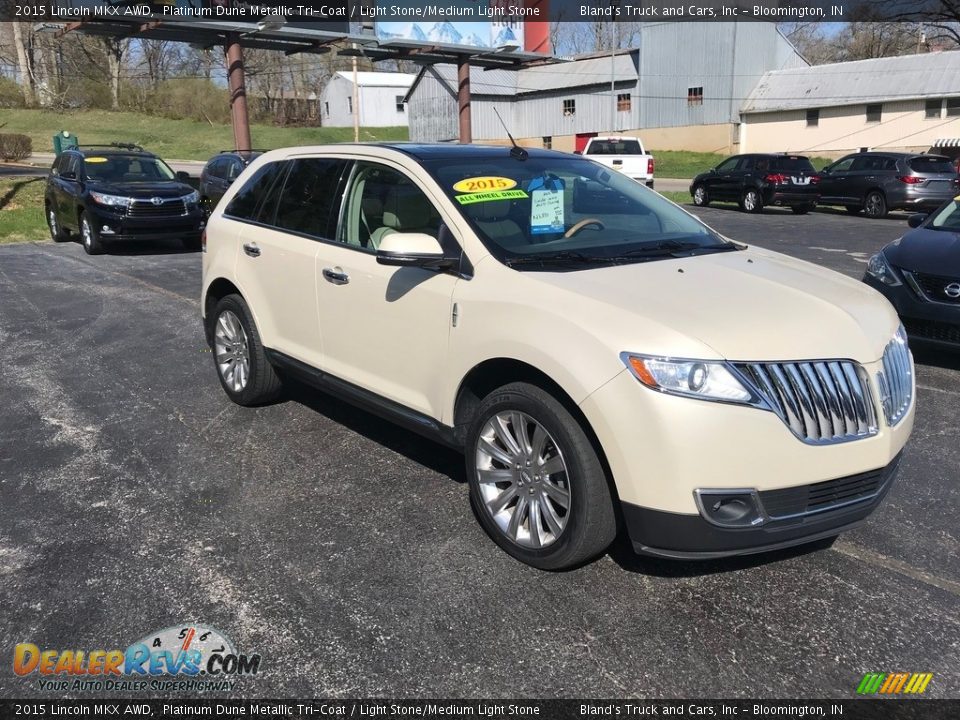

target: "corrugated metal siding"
[743,50,960,113]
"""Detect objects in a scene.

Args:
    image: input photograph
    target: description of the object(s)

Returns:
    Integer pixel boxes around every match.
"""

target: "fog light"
[100,225,115,235]
[694,489,766,528]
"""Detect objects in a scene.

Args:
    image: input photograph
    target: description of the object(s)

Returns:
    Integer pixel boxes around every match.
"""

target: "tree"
[11,22,36,106]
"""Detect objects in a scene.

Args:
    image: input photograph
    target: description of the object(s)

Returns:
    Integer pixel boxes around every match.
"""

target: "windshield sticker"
[527,176,565,235]
[455,189,527,205]
[85,157,108,163]
[453,176,517,193]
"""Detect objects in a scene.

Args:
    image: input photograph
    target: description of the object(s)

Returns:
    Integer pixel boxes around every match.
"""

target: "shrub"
[147,79,231,124]
[0,77,26,108]
[0,134,32,161]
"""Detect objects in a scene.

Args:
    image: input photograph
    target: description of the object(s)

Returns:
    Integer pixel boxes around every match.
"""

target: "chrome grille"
[735,360,878,444]
[904,270,960,305]
[876,327,913,426]
[127,198,187,217]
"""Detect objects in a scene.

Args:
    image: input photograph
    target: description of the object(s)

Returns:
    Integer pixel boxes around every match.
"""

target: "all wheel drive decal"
[454,189,528,205]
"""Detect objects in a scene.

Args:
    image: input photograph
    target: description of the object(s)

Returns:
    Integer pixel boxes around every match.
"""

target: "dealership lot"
[1,206,958,698]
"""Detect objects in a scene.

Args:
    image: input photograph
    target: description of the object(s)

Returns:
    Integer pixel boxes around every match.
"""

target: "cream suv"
[201,144,915,569]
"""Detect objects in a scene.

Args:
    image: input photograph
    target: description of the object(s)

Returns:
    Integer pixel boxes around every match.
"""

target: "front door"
[819,156,856,203]
[314,160,461,419]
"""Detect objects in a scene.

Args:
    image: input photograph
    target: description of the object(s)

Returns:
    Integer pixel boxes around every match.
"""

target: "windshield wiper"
[614,240,740,258]
[504,251,612,267]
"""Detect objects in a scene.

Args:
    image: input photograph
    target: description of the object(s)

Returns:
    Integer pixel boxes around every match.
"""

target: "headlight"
[183,190,200,205]
[89,191,131,208]
[621,353,753,403]
[866,251,901,286]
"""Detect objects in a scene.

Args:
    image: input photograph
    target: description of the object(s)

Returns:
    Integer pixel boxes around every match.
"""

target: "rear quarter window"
[909,156,956,174]
[224,161,288,221]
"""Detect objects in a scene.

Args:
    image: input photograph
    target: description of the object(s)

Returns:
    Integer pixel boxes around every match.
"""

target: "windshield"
[423,155,731,270]
[586,139,643,155]
[928,198,960,232]
[83,155,176,183]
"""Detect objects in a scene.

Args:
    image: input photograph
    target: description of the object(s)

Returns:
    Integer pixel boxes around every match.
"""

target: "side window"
[715,157,740,172]
[272,158,350,239]
[224,161,288,221]
[226,159,242,181]
[64,155,81,177]
[208,158,226,179]
[829,157,855,173]
[340,162,442,252]
[850,156,874,172]
[752,157,771,172]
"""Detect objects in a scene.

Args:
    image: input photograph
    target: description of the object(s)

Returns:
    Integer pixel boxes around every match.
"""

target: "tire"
[740,188,763,213]
[210,294,282,406]
[46,204,67,242]
[864,190,887,219]
[844,205,861,215]
[80,213,104,255]
[691,184,710,207]
[791,204,814,215]
[466,382,616,570]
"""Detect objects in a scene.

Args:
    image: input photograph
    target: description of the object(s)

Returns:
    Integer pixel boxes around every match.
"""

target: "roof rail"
[78,142,145,152]
[219,148,270,154]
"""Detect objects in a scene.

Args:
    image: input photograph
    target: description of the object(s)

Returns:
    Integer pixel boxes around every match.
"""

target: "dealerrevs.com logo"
[13,624,261,692]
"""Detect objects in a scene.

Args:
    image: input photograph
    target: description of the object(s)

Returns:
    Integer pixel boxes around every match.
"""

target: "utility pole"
[352,44,360,142]
[458,56,472,143]
[224,32,252,152]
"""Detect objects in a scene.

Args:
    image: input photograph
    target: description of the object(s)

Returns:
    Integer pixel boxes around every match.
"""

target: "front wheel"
[466,382,616,570]
[864,191,887,219]
[80,214,104,255]
[740,188,763,213]
[692,184,710,207]
[210,294,282,406]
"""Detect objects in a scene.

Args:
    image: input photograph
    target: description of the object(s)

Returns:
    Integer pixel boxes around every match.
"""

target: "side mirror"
[376,233,456,270]
[176,171,191,183]
[573,150,582,155]
[61,171,77,181]
[907,213,927,229]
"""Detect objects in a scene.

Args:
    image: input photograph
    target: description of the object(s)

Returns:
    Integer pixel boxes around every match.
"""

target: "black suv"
[818,152,958,219]
[199,150,263,211]
[690,153,820,214]
[45,144,205,255]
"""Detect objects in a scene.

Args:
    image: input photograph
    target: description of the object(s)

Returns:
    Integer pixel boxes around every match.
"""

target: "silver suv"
[818,152,959,218]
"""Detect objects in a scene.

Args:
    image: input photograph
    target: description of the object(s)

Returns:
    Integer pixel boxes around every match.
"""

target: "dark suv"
[818,152,958,219]
[690,153,819,214]
[45,144,205,254]
[199,150,263,211]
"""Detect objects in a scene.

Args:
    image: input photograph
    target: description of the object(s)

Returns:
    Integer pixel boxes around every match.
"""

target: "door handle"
[322,267,349,285]
[243,243,260,257]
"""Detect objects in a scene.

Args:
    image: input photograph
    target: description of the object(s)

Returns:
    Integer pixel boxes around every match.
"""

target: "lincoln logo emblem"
[151,197,163,205]
[945,282,960,299]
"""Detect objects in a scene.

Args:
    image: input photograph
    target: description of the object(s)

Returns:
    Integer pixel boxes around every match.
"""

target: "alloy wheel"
[693,186,707,205]
[475,411,571,549]
[214,310,250,393]
[744,191,758,211]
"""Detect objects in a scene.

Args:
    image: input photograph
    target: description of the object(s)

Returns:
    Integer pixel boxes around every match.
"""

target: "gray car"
[818,152,958,218]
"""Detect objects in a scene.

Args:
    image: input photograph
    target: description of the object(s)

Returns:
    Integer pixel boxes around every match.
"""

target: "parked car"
[45,144,204,255]
[199,150,264,211]
[864,199,960,349]
[580,136,654,188]
[690,153,819,214]
[201,143,913,569]
[818,152,959,219]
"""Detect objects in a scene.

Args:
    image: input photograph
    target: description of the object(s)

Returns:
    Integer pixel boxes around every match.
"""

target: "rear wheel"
[210,294,282,406]
[80,214,104,255]
[864,191,887,219]
[791,204,814,215]
[47,205,67,242]
[692,184,710,207]
[466,382,616,570]
[740,188,763,213]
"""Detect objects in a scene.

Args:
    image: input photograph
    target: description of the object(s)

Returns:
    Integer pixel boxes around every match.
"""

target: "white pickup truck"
[580,136,655,188]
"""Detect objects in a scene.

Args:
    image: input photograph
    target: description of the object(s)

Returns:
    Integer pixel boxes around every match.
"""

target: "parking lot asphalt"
[1,206,958,700]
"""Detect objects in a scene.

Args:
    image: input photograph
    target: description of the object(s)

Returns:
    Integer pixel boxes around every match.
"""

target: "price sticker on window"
[530,188,564,235]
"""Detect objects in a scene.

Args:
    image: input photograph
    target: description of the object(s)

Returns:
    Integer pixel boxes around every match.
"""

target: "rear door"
[773,155,819,197]
[904,155,959,203]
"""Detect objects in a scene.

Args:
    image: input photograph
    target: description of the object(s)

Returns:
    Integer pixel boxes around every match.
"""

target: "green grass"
[0,176,48,243]
[0,109,408,161]
[654,150,835,179]
[658,190,691,205]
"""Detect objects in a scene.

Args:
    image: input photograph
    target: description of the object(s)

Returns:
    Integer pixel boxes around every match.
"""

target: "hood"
[526,247,899,363]
[87,181,194,198]
[886,227,960,276]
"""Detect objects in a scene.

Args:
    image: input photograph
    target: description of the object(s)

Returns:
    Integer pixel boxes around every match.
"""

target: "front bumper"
[864,275,960,348]
[623,454,901,559]
[86,205,205,242]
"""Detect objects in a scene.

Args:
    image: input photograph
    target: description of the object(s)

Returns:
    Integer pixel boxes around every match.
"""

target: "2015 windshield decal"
[453,176,517,193]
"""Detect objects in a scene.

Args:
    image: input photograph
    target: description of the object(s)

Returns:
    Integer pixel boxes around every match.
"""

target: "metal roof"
[334,71,416,88]
[742,51,960,113]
